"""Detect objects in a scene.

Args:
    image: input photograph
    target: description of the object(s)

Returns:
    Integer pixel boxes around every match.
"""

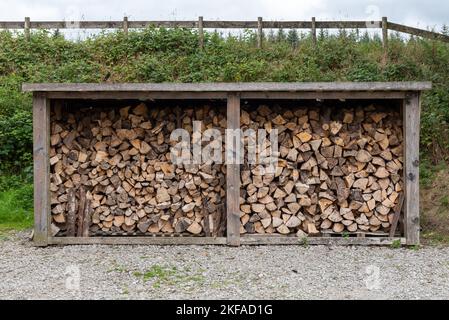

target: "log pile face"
[50,102,227,236]
[239,103,403,236]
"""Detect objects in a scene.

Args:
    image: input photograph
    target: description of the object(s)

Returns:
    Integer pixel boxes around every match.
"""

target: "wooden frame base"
[26,82,431,247]
[44,235,405,246]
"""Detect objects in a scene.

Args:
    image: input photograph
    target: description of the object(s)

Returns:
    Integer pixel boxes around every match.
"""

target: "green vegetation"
[0,27,449,235]
[132,264,205,288]
[390,239,402,249]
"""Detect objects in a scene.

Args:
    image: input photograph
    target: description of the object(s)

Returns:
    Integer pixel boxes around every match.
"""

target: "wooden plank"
[404,93,421,245]
[82,199,92,237]
[44,90,409,100]
[198,16,204,49]
[240,235,406,246]
[311,17,317,46]
[24,17,30,41]
[382,17,388,50]
[388,22,449,42]
[226,93,241,246]
[48,236,228,245]
[123,16,128,36]
[389,193,405,237]
[33,92,50,246]
[76,187,86,237]
[66,188,77,237]
[257,17,263,49]
[46,91,228,100]
[46,235,404,246]
[240,91,408,100]
[22,82,433,93]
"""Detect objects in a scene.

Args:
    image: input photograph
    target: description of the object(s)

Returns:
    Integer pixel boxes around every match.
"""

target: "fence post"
[382,17,388,52]
[24,17,30,41]
[257,17,263,48]
[311,17,317,46]
[123,16,128,36]
[198,16,204,49]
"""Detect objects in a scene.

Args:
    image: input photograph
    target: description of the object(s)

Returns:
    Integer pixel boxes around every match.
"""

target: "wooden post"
[33,92,50,246]
[24,17,30,41]
[311,17,317,46]
[382,17,388,53]
[257,17,263,48]
[227,93,241,246]
[403,92,421,245]
[198,16,204,49]
[123,16,128,36]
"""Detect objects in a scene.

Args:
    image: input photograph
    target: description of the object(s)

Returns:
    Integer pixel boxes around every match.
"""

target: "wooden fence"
[1,17,448,49]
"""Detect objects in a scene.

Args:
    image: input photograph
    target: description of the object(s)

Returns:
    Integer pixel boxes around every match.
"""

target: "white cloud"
[0,0,446,28]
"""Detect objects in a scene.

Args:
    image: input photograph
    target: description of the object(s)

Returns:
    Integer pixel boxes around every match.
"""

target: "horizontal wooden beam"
[240,235,406,246]
[45,90,408,100]
[23,82,433,93]
[2,18,448,43]
[49,236,227,245]
[388,22,449,43]
[46,236,406,246]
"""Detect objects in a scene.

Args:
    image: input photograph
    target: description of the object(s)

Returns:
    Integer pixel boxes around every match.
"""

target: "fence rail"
[1,17,448,47]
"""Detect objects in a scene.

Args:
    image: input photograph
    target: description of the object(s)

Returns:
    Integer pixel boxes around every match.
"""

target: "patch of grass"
[0,183,33,232]
[422,231,449,245]
[133,264,205,288]
[441,195,449,208]
[390,239,402,249]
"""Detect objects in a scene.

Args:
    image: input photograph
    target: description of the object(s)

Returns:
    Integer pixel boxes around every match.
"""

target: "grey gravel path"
[1,231,449,300]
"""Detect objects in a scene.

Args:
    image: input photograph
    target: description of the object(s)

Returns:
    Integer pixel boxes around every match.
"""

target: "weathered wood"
[33,92,50,246]
[240,235,406,246]
[1,18,448,43]
[123,16,128,36]
[48,236,228,245]
[388,22,449,43]
[227,93,241,246]
[382,17,388,49]
[76,187,86,237]
[44,91,410,100]
[46,235,404,246]
[257,17,263,49]
[404,92,421,245]
[311,17,317,46]
[66,188,77,237]
[198,16,204,49]
[22,82,433,93]
[389,193,405,237]
[24,17,30,41]
[82,199,92,237]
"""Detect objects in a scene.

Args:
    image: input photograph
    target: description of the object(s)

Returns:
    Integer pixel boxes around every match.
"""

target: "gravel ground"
[1,231,449,300]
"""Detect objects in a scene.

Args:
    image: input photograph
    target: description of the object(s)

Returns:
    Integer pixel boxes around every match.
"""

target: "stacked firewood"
[239,104,403,236]
[49,103,227,236]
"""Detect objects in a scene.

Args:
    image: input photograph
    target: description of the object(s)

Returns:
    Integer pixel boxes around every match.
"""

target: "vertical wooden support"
[311,17,317,46]
[382,17,388,54]
[257,17,263,49]
[198,16,204,49]
[227,93,241,246]
[123,16,129,36]
[24,17,30,41]
[33,92,50,246]
[404,92,421,245]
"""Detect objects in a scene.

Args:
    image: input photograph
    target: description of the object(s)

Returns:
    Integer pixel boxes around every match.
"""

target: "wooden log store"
[23,82,431,246]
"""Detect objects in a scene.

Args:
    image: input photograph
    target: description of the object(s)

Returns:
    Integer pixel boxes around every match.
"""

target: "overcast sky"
[0,0,447,30]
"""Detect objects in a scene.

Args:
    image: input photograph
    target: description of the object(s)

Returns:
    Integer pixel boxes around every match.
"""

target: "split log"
[239,103,403,236]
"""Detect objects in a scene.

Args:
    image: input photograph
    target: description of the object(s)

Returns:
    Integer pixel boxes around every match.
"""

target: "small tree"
[287,29,299,48]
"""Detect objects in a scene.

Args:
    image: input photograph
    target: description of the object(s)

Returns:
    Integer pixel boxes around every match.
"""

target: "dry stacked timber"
[240,103,403,236]
[49,103,226,236]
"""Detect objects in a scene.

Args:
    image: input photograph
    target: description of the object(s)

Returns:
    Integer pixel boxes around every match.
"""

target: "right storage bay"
[240,100,404,237]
